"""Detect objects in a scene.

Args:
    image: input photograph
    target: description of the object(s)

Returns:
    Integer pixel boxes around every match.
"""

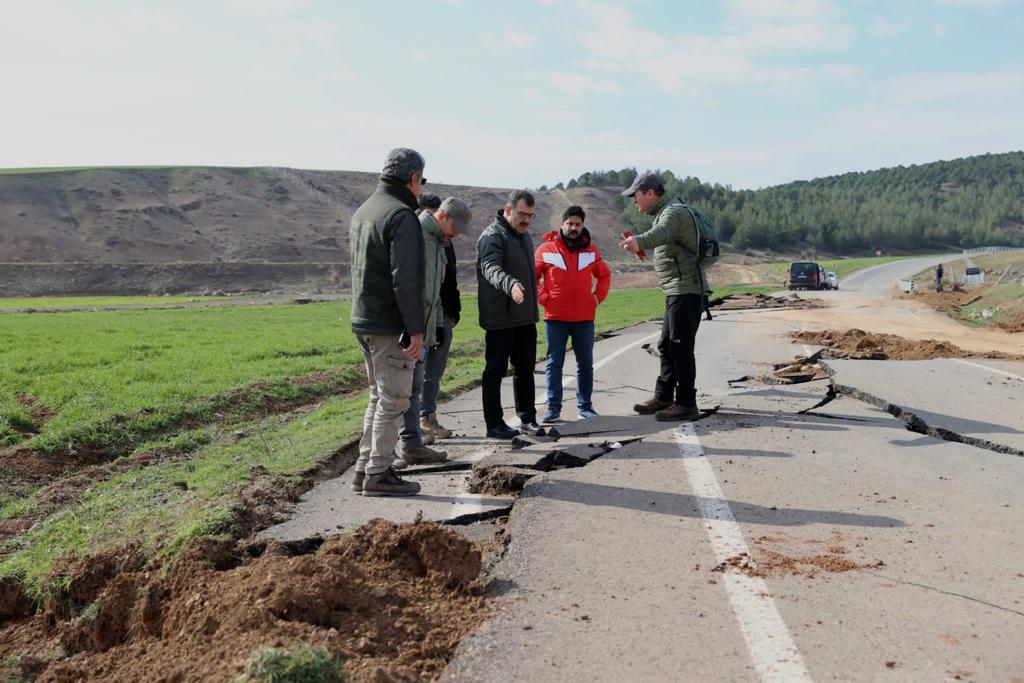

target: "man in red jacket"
[535,205,612,422]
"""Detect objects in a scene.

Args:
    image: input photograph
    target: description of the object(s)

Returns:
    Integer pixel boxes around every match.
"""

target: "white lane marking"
[954,359,1024,382]
[676,424,814,683]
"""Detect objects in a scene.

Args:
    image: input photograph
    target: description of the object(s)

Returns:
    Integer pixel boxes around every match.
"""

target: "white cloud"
[569,0,853,94]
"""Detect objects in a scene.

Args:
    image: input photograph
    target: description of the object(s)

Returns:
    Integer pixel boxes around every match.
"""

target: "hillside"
[0,167,630,268]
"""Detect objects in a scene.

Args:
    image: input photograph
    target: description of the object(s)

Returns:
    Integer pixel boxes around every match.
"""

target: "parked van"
[787,261,823,290]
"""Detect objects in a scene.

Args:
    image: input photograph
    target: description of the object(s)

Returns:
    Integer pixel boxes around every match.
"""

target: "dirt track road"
[267,256,1024,682]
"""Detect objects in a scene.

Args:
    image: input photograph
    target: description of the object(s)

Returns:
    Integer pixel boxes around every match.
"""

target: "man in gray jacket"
[477,190,543,439]
[349,148,427,496]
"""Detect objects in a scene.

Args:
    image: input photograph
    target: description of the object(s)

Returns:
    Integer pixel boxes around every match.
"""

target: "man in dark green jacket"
[620,171,708,422]
[349,148,427,496]
[476,190,543,439]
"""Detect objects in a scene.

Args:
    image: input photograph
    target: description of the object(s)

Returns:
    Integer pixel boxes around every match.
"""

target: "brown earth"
[791,329,1024,361]
[467,466,535,496]
[0,519,490,683]
[996,310,1024,334]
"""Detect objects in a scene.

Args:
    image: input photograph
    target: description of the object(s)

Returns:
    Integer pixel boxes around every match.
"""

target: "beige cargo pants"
[354,333,415,475]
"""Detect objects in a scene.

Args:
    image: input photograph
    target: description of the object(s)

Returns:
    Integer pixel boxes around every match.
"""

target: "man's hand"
[404,333,424,360]
[511,282,525,304]
[619,235,640,254]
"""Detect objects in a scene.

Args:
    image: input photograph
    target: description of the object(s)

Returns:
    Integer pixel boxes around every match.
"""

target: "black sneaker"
[362,468,421,497]
[519,422,546,437]
[486,423,519,439]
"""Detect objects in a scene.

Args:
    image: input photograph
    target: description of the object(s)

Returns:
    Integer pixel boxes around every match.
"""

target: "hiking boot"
[362,468,421,497]
[396,445,448,466]
[633,397,672,415]
[420,413,453,439]
[351,470,365,493]
[421,432,435,446]
[655,404,701,422]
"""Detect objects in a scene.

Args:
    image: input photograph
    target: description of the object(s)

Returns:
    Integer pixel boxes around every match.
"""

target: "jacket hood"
[420,210,446,242]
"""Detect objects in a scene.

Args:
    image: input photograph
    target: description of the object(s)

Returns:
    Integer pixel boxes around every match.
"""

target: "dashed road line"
[676,423,814,683]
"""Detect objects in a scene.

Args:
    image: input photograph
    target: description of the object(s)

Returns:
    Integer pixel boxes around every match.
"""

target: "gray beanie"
[382,147,425,182]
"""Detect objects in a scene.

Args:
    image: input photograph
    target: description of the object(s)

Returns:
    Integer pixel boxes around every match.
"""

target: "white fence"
[963,246,1024,256]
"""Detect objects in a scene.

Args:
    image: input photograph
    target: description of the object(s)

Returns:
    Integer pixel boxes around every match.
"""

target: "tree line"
[546,151,1024,252]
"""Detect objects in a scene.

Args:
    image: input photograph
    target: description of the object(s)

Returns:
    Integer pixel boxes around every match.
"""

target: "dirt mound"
[467,466,535,495]
[792,329,1024,361]
[996,310,1024,333]
[1,519,488,682]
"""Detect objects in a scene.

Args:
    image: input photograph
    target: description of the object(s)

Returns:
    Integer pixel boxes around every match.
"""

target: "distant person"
[535,205,611,422]
[477,190,543,439]
[349,148,427,497]
[417,192,442,216]
[619,171,709,422]
[396,197,472,466]
[419,198,466,442]
[935,263,944,292]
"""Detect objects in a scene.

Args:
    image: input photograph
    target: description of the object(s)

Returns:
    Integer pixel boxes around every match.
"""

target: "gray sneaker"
[351,470,365,493]
[362,468,421,497]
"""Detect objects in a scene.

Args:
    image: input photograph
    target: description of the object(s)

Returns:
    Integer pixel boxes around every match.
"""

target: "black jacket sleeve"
[387,208,426,336]
[440,242,461,323]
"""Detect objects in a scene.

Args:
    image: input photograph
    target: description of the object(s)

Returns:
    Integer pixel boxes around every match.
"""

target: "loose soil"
[0,519,490,683]
[712,292,824,312]
[996,310,1024,334]
[718,534,883,578]
[467,466,535,496]
[791,329,1024,361]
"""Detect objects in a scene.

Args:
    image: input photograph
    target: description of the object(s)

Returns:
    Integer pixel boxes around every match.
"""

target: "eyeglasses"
[420,176,427,185]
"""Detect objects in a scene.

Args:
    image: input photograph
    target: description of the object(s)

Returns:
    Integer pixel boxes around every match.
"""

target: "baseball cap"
[622,171,663,197]
[439,197,472,232]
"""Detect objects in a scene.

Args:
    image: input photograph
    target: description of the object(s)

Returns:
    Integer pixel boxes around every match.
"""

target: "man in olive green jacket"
[397,197,472,466]
[620,171,708,422]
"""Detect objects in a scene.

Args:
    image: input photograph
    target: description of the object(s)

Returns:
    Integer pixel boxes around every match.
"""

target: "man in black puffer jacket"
[476,190,542,439]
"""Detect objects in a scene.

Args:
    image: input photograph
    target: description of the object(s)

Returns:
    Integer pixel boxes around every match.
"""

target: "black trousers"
[482,324,537,428]
[655,294,703,407]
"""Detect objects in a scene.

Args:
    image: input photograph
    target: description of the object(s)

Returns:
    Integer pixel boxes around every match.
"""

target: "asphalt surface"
[265,255,1024,681]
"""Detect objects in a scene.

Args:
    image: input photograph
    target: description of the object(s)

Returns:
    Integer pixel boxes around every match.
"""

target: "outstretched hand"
[620,235,640,254]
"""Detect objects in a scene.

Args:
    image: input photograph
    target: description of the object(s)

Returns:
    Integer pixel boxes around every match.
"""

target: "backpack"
[672,199,722,319]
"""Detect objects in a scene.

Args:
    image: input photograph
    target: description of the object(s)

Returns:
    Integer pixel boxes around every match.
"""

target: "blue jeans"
[544,320,595,411]
[400,357,426,448]
[420,317,453,416]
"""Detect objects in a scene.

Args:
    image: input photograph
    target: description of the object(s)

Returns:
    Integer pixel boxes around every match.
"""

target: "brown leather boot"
[362,468,421,497]
[633,397,672,415]
[654,404,701,422]
[420,413,453,439]
[394,444,448,469]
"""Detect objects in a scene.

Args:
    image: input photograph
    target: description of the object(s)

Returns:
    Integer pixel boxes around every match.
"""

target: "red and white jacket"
[535,228,612,322]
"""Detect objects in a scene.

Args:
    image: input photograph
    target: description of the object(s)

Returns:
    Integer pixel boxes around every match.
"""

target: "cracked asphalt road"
[265,256,1024,682]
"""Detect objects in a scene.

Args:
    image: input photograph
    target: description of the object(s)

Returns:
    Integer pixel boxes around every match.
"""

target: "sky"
[1,0,1022,190]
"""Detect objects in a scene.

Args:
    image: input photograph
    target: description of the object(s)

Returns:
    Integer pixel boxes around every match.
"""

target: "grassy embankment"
[911,252,1024,328]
